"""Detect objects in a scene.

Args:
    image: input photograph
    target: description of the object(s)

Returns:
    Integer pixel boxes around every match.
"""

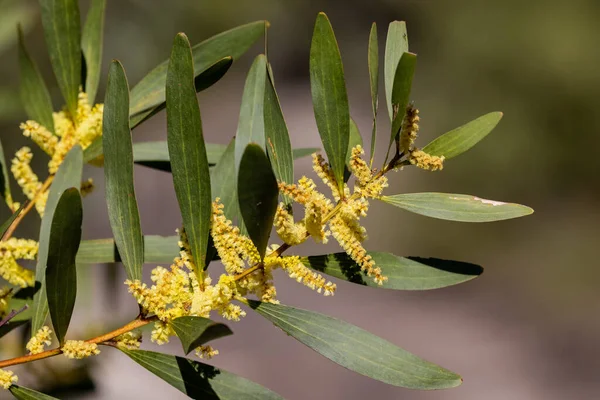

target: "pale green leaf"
[132,142,226,172]
[310,12,349,195]
[381,192,534,222]
[103,61,144,281]
[390,52,417,142]
[250,301,462,389]
[76,235,179,264]
[368,22,379,164]
[121,349,283,399]
[81,0,105,104]
[384,21,408,122]
[31,145,83,335]
[171,316,233,355]
[10,385,59,400]
[292,147,319,160]
[303,252,483,290]
[0,204,25,238]
[422,112,503,160]
[166,33,211,270]
[0,139,14,209]
[46,188,81,344]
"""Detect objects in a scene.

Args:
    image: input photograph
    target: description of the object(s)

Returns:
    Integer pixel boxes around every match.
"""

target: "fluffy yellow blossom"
[11,147,41,201]
[400,105,420,153]
[348,146,372,187]
[26,326,53,355]
[279,255,336,295]
[312,153,343,200]
[19,121,58,156]
[0,251,34,288]
[0,288,12,317]
[409,149,445,171]
[62,340,100,359]
[195,345,219,359]
[1,238,38,260]
[0,369,17,390]
[274,204,308,246]
[115,331,142,350]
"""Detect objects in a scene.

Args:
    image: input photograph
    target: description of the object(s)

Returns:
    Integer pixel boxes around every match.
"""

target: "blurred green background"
[0,0,598,399]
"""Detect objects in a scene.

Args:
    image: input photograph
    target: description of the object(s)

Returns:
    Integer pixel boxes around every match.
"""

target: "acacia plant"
[0,1,532,398]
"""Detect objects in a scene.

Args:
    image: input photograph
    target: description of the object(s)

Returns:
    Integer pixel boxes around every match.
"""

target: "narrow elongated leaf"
[0,139,12,205]
[234,55,267,172]
[390,52,417,140]
[46,188,81,344]
[121,349,283,400]
[381,192,534,222]
[132,142,226,172]
[130,21,266,116]
[0,320,28,339]
[303,252,482,290]
[76,235,179,264]
[238,144,278,259]
[166,33,211,270]
[422,112,503,160]
[293,147,318,159]
[130,57,233,129]
[210,139,240,238]
[250,301,462,389]
[368,22,379,164]
[0,204,24,238]
[17,26,54,132]
[171,316,233,355]
[10,385,59,400]
[264,67,294,189]
[31,146,83,335]
[103,61,143,281]
[310,13,349,195]
[81,0,105,104]
[384,21,408,122]
[39,0,81,117]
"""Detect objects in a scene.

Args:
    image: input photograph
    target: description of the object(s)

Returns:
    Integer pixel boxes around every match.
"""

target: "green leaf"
[390,52,417,141]
[0,140,13,207]
[81,0,105,104]
[0,202,23,237]
[31,145,83,335]
[384,21,408,122]
[0,0,36,55]
[368,22,379,164]
[171,316,233,355]
[234,54,267,173]
[76,235,179,264]
[381,192,534,222]
[132,142,226,172]
[17,26,54,132]
[303,252,483,290]
[103,61,144,281]
[166,33,212,271]
[344,118,363,182]
[10,385,59,400]
[130,21,266,116]
[45,188,81,344]
[121,349,283,399]
[39,0,81,117]
[210,138,240,229]
[292,147,319,160]
[130,57,233,129]
[310,12,349,195]
[0,320,28,340]
[82,137,102,163]
[250,301,462,390]
[264,65,294,190]
[238,144,278,259]
[422,112,503,160]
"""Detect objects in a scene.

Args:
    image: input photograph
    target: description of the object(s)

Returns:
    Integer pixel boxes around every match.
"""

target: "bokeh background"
[1,0,599,399]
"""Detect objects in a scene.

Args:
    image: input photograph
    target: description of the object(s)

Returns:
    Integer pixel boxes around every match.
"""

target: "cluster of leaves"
[0,1,533,399]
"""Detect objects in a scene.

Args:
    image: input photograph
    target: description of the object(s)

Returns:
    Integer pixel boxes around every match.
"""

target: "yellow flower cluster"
[195,345,219,359]
[0,369,17,390]
[10,147,44,214]
[62,340,100,359]
[26,326,53,355]
[0,238,37,288]
[400,105,420,153]
[409,150,445,171]
[115,331,142,350]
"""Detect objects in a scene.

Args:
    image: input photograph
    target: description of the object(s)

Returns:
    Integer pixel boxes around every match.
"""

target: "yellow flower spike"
[304,201,329,243]
[19,121,58,156]
[312,153,342,200]
[26,326,53,355]
[62,340,100,359]
[409,149,445,171]
[52,110,73,138]
[400,105,420,153]
[349,145,372,186]
[211,199,254,275]
[280,255,336,295]
[151,321,175,345]
[115,331,142,350]
[1,238,39,260]
[48,131,76,174]
[11,147,42,202]
[0,252,34,288]
[195,345,219,359]
[0,369,17,390]
[274,204,308,245]
[278,181,311,204]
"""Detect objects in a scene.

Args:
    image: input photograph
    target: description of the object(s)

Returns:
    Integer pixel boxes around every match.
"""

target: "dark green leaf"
[384,21,408,122]
[130,57,233,129]
[264,65,294,190]
[76,235,179,264]
[81,0,105,104]
[310,12,349,195]
[10,385,59,400]
[0,204,24,238]
[303,252,483,290]
[132,141,226,172]
[39,0,81,117]
[130,21,266,116]
[0,139,12,206]
[422,112,503,160]
[171,316,233,355]
[238,144,278,259]
[166,33,211,271]
[46,188,81,344]
[234,54,267,173]
[390,52,417,141]
[17,26,54,132]
[121,349,283,400]
[250,301,462,389]
[381,192,534,222]
[103,61,144,281]
[368,22,379,164]
[0,320,28,339]
[292,147,319,160]
[31,145,83,335]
